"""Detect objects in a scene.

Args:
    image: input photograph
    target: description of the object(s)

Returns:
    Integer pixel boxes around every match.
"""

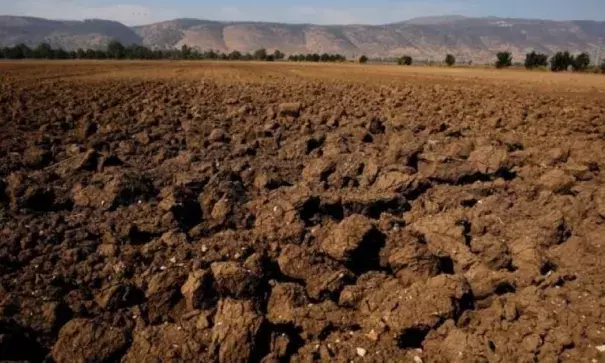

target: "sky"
[2,0,605,26]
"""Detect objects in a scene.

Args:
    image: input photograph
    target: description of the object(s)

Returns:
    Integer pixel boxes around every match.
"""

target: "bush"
[398,55,412,65]
[550,51,573,72]
[359,55,368,64]
[572,52,590,72]
[495,51,513,68]
[601,61,605,74]
[524,51,548,69]
[445,54,455,66]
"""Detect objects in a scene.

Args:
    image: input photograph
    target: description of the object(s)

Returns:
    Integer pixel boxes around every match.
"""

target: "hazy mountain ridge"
[1,15,604,63]
[0,16,141,50]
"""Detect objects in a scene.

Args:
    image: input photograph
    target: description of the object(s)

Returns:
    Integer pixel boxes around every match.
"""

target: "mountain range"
[1,15,604,63]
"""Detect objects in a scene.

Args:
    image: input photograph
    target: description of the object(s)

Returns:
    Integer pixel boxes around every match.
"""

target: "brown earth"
[1,61,605,362]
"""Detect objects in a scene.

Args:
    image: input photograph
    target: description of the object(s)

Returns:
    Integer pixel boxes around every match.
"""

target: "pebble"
[596,345,605,352]
[356,347,367,357]
[414,356,423,363]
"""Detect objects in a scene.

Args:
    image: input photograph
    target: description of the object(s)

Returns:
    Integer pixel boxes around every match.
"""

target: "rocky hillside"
[2,15,605,63]
[0,16,140,50]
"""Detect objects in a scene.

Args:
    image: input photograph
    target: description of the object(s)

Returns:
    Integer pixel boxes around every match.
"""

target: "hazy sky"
[3,0,605,26]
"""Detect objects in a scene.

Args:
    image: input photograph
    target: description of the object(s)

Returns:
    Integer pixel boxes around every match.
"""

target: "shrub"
[524,51,548,69]
[550,51,573,72]
[398,55,412,65]
[359,55,368,64]
[572,52,590,72]
[601,60,605,74]
[495,51,513,68]
[445,54,456,66]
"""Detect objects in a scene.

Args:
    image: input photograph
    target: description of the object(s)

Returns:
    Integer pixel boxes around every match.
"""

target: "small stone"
[366,329,378,341]
[356,347,367,357]
[414,356,423,363]
[597,345,605,352]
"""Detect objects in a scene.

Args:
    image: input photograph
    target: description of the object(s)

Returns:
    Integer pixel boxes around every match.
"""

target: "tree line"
[2,40,604,72]
[386,50,605,73]
[0,41,346,63]
[288,53,346,62]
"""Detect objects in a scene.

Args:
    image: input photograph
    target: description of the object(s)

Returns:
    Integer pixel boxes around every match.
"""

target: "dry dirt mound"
[1,62,605,362]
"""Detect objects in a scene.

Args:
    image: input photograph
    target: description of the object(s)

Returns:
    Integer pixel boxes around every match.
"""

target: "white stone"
[356,347,367,357]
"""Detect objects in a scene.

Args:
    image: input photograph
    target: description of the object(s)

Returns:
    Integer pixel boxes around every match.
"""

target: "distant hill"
[2,15,605,63]
[0,16,140,50]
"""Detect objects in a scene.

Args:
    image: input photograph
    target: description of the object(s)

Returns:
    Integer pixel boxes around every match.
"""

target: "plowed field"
[2,61,605,362]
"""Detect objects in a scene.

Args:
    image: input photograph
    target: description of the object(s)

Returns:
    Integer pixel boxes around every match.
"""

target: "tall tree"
[273,49,284,60]
[524,51,548,69]
[34,43,54,59]
[253,48,267,61]
[106,40,126,59]
[550,51,573,72]
[572,52,590,71]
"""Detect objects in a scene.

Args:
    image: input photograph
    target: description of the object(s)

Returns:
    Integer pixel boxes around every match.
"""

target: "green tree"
[204,50,218,59]
[95,49,107,59]
[572,52,590,72]
[273,49,284,60]
[550,51,573,72]
[107,40,126,59]
[495,51,513,68]
[34,43,54,59]
[253,48,267,61]
[5,44,32,59]
[228,50,242,60]
[601,60,605,74]
[181,44,191,59]
[524,51,548,69]
[359,55,368,64]
[445,54,456,66]
[54,48,69,59]
[76,48,86,59]
[398,55,412,65]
